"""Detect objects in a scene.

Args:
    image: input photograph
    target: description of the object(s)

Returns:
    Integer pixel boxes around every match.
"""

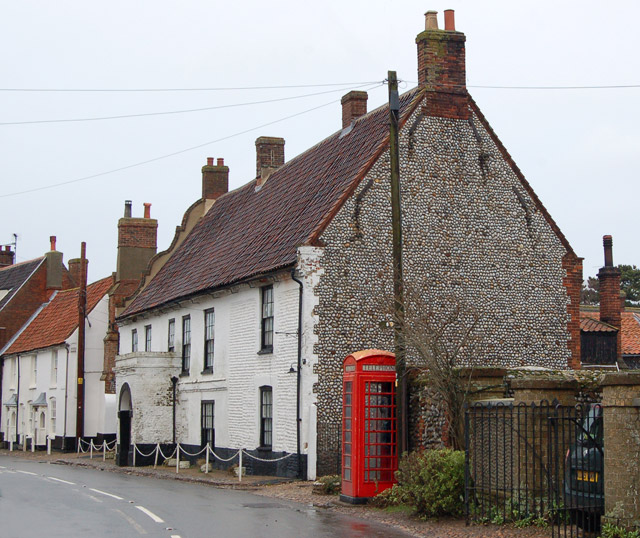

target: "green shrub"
[314,475,341,495]
[374,449,465,518]
[601,523,640,538]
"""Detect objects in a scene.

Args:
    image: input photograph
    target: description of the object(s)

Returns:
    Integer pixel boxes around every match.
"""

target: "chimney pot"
[603,235,613,267]
[124,200,132,218]
[217,158,224,166]
[207,157,214,166]
[50,236,56,251]
[444,9,455,31]
[143,203,152,219]
[425,10,439,30]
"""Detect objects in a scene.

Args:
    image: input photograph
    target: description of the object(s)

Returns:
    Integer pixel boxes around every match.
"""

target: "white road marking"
[86,495,103,504]
[136,506,164,523]
[0,465,6,469]
[48,476,76,485]
[113,508,148,535]
[90,487,124,500]
[16,470,37,475]
[171,535,182,538]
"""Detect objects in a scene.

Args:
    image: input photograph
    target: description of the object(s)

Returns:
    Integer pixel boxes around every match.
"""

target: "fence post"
[103,441,106,461]
[154,445,159,469]
[133,444,136,467]
[47,436,51,455]
[176,443,180,474]
[76,439,80,455]
[90,441,93,459]
[238,449,243,483]
[602,372,640,530]
[205,443,210,474]
[9,441,13,452]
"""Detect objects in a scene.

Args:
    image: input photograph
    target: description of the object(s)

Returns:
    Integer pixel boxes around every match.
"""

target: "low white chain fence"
[128,443,296,482]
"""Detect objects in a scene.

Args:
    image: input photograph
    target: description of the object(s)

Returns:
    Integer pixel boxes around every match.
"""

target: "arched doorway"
[118,383,132,466]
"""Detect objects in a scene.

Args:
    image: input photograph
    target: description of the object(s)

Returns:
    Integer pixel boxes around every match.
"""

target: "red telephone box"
[340,349,397,503]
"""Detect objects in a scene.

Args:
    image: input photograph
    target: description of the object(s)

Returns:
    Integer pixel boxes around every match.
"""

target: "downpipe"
[291,268,303,479]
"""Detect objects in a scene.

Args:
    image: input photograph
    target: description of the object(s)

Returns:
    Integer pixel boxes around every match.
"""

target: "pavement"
[0,447,553,537]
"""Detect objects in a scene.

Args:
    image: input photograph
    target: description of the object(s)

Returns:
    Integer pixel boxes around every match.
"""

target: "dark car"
[563,404,604,532]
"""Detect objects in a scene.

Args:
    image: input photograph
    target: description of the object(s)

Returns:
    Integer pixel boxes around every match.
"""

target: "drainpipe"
[63,344,70,450]
[171,376,178,444]
[15,354,20,445]
[290,268,303,479]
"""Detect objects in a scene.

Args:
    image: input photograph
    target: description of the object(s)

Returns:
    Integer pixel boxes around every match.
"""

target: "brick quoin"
[563,252,583,369]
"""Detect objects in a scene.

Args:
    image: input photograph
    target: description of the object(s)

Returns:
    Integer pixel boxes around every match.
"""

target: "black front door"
[118,410,131,466]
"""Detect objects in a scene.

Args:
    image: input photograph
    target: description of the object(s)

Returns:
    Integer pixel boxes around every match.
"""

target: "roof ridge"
[0,256,44,272]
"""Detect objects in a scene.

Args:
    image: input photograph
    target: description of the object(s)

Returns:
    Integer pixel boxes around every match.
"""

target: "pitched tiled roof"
[580,313,617,333]
[0,258,44,311]
[580,310,640,355]
[6,277,112,355]
[123,88,424,316]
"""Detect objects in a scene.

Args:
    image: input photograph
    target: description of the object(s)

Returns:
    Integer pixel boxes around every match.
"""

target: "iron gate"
[464,400,604,537]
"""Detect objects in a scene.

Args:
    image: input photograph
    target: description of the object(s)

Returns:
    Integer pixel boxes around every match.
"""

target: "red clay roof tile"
[6,277,112,355]
[123,89,424,317]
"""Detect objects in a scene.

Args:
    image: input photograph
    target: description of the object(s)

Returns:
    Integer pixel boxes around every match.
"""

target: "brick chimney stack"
[68,257,88,287]
[45,235,63,290]
[598,235,622,363]
[416,9,470,119]
[341,91,368,129]
[0,245,14,267]
[202,157,229,200]
[116,201,158,282]
[255,137,285,179]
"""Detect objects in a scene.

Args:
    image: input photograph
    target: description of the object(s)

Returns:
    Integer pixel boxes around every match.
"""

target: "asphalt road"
[0,455,411,538]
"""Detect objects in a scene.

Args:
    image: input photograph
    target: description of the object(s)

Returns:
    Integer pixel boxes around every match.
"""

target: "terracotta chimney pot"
[444,9,455,31]
[50,236,57,251]
[143,203,152,219]
[425,11,438,30]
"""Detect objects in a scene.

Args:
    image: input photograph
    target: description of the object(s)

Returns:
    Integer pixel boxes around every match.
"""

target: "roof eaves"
[118,262,296,321]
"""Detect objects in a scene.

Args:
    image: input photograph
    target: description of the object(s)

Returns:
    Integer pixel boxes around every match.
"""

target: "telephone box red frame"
[340,349,397,503]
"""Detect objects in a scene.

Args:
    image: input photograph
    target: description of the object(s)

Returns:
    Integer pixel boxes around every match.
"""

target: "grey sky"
[1,0,638,284]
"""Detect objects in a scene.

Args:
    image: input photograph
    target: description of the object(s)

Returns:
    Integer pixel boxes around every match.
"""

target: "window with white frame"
[181,315,191,374]
[131,329,138,352]
[30,356,37,387]
[50,350,58,387]
[201,400,214,447]
[260,286,274,352]
[9,358,16,389]
[204,309,214,371]
[144,324,152,352]
[259,386,273,449]
[168,318,175,352]
[50,398,56,434]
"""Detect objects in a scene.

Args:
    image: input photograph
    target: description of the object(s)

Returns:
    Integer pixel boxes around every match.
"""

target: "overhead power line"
[0,81,380,92]
[0,83,381,126]
[0,83,384,199]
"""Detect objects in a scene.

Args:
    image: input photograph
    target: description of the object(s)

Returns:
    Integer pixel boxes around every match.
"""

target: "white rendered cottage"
[1,277,115,449]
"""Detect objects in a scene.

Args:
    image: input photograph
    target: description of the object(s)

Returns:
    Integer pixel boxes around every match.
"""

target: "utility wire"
[404,81,640,90]
[0,81,380,92]
[0,83,384,198]
[0,83,380,126]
